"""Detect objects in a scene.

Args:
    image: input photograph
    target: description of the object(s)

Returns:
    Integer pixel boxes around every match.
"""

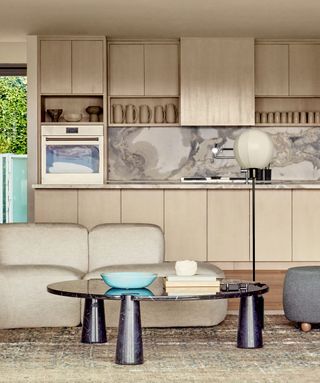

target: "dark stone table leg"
[237,295,263,348]
[116,295,143,365]
[257,295,264,329]
[81,298,107,344]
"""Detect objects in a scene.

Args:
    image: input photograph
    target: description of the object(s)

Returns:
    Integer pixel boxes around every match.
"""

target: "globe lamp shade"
[234,129,274,169]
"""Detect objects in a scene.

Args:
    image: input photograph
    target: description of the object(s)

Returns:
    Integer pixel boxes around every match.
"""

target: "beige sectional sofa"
[0,223,227,329]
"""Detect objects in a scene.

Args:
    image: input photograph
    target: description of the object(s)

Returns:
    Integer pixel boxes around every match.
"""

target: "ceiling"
[1,0,320,42]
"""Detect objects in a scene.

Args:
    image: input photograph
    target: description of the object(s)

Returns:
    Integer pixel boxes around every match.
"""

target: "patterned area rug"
[0,315,320,383]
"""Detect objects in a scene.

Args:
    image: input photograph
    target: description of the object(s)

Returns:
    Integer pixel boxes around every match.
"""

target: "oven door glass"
[46,144,100,174]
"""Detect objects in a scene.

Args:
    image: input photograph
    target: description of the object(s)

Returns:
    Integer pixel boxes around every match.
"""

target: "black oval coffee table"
[47,278,269,365]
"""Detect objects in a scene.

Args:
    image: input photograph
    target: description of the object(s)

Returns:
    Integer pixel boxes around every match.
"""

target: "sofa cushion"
[0,265,83,329]
[0,223,88,272]
[88,224,164,271]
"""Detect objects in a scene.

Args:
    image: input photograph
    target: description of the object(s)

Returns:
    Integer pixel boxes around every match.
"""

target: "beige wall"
[0,42,26,63]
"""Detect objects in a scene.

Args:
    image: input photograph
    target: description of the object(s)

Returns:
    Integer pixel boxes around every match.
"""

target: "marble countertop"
[33,181,320,190]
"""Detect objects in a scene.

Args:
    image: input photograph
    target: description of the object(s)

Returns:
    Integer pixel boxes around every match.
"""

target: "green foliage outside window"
[0,76,27,154]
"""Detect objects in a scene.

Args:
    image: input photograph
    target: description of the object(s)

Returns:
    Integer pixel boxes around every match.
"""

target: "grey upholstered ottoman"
[283,266,320,332]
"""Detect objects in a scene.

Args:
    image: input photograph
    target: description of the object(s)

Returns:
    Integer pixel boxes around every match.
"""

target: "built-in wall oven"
[41,125,104,184]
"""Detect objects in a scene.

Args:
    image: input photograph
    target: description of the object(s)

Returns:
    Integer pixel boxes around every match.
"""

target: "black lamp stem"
[252,168,256,282]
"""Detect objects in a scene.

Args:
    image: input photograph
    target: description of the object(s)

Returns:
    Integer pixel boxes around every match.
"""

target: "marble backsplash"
[108,126,320,181]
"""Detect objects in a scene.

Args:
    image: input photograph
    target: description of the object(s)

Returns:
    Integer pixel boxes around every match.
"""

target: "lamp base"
[249,168,271,181]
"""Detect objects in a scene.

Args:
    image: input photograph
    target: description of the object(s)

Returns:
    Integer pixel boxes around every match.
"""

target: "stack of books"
[165,275,220,296]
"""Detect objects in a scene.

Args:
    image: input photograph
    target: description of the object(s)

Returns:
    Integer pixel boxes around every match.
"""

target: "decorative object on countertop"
[63,113,82,122]
[234,129,274,282]
[86,106,103,122]
[47,109,63,122]
[175,260,198,276]
[100,272,157,289]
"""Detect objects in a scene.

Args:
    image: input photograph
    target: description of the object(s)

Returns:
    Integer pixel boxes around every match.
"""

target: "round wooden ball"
[301,322,312,332]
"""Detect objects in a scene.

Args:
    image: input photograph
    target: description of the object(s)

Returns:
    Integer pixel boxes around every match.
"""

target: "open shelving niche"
[41,95,105,124]
[255,96,320,126]
[108,96,180,127]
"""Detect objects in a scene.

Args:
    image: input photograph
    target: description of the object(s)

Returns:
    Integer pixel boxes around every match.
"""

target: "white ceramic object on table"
[255,112,261,124]
[315,112,320,124]
[287,112,293,124]
[175,260,198,276]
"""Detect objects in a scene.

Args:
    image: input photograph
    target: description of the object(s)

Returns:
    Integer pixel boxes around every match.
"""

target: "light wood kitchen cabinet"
[255,44,289,96]
[144,44,179,96]
[40,40,72,94]
[109,44,145,96]
[164,190,207,261]
[180,37,255,125]
[255,190,291,261]
[121,190,164,229]
[290,44,320,96]
[208,190,250,262]
[40,39,104,94]
[78,190,121,229]
[293,190,320,261]
[109,42,179,96]
[72,40,104,94]
[34,190,78,223]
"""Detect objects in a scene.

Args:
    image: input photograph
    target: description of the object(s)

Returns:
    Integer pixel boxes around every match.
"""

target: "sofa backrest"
[88,224,164,271]
[0,223,88,272]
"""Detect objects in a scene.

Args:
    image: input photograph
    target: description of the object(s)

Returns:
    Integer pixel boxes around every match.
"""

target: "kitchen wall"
[108,126,320,181]
[0,42,26,63]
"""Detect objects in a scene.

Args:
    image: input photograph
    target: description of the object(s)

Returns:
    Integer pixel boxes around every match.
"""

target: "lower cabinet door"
[255,190,292,262]
[121,190,164,230]
[293,190,320,261]
[208,190,250,262]
[78,190,121,229]
[34,190,78,223]
[164,190,207,261]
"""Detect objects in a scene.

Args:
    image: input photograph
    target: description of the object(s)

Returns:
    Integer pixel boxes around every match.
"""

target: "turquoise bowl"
[105,288,154,297]
[100,272,157,289]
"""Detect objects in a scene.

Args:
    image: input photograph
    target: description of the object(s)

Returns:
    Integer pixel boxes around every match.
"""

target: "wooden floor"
[224,270,286,311]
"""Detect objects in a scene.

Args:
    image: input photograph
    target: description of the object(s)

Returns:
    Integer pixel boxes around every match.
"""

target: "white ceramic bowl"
[64,113,82,122]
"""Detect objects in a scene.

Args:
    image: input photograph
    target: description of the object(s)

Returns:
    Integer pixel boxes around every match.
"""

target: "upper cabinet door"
[255,44,289,96]
[40,40,72,94]
[109,44,144,95]
[290,44,320,96]
[180,38,254,125]
[72,41,104,94]
[144,44,179,96]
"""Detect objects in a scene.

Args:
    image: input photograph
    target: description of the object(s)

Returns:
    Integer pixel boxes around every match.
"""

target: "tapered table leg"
[237,295,263,348]
[116,295,143,365]
[81,298,107,344]
[257,295,264,329]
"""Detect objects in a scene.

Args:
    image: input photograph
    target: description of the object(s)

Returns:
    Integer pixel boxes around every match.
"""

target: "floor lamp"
[234,129,274,282]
